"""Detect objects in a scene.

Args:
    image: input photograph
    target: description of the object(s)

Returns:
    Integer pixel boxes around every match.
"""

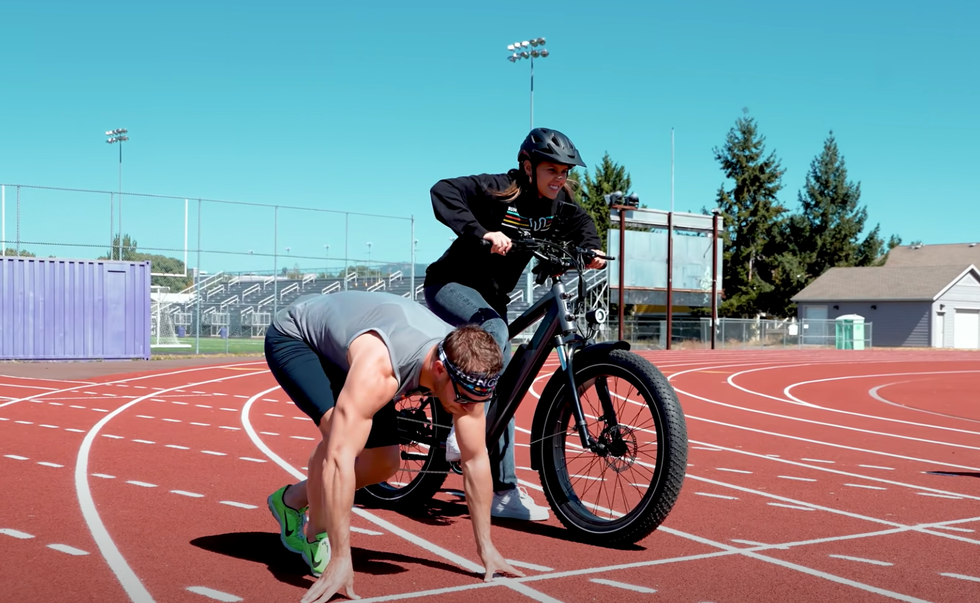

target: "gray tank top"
[273,291,452,397]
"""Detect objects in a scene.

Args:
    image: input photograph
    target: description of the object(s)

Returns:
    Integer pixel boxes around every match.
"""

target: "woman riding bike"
[423,128,606,521]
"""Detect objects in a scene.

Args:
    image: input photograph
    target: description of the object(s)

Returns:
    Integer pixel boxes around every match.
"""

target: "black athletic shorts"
[264,324,399,449]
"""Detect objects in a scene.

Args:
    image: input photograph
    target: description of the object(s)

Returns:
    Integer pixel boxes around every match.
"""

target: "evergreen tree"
[100,234,193,291]
[571,153,633,251]
[2,248,36,257]
[712,114,790,317]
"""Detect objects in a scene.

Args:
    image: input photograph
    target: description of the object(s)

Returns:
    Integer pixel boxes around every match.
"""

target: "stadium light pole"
[324,244,330,273]
[366,241,372,281]
[106,128,129,260]
[507,38,548,130]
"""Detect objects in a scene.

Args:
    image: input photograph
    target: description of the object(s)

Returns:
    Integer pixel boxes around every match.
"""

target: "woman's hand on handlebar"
[586,250,606,270]
[482,232,512,255]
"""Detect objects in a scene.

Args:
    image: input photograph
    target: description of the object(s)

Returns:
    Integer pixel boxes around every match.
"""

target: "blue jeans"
[424,282,517,493]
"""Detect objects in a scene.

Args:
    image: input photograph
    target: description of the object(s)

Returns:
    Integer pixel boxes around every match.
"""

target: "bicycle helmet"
[518,128,586,168]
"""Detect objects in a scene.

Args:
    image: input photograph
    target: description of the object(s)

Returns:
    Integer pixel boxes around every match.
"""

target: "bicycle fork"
[555,339,621,452]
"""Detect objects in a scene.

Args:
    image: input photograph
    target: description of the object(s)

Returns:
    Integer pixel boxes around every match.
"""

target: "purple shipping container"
[0,256,151,360]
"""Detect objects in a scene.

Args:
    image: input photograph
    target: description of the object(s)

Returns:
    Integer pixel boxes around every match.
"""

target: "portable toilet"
[835,314,866,350]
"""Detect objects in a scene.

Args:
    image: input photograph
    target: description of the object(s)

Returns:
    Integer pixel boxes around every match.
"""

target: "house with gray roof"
[791,263,980,348]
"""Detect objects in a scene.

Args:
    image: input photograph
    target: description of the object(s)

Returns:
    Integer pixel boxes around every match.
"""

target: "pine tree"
[571,153,633,251]
[712,114,790,317]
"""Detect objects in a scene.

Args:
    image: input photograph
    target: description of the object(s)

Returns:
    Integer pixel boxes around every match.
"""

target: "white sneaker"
[491,487,550,521]
[446,424,461,462]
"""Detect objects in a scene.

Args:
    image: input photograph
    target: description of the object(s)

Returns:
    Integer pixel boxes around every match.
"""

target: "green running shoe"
[267,485,307,554]
[302,532,331,577]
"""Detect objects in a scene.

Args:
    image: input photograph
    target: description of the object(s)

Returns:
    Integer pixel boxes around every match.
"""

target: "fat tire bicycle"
[356,235,688,545]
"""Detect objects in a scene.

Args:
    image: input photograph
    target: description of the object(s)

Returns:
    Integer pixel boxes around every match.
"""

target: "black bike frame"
[484,274,615,452]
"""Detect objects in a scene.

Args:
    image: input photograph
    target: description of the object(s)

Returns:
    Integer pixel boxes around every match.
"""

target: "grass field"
[151,337,264,356]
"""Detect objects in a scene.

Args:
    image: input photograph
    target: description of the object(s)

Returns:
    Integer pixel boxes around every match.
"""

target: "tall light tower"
[106,128,129,260]
[507,38,548,131]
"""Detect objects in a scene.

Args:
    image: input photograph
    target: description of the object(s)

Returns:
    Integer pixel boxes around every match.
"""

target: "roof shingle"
[791,264,979,302]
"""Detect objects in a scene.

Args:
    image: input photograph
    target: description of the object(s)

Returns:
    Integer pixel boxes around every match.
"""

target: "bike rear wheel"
[535,349,687,545]
[356,394,452,508]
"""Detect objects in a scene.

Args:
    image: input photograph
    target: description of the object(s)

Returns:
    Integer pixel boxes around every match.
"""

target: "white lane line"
[918,493,962,499]
[292,416,306,421]
[732,539,790,550]
[506,559,553,572]
[768,503,816,511]
[102,434,124,439]
[940,573,980,583]
[4,455,29,461]
[214,393,227,396]
[778,476,817,482]
[48,402,64,406]
[39,424,59,429]
[695,492,738,500]
[260,432,279,436]
[932,525,974,533]
[190,422,210,427]
[845,484,887,490]
[351,527,384,536]
[219,408,237,412]
[91,474,116,479]
[15,420,32,424]
[692,446,723,451]
[196,404,213,409]
[829,554,893,566]
[265,413,284,418]
[166,445,191,450]
[0,529,34,539]
[47,544,90,556]
[38,462,64,468]
[192,391,207,394]
[126,481,158,488]
[219,426,240,431]
[186,586,242,602]
[716,468,752,474]
[173,401,189,406]
[136,415,155,419]
[171,490,205,498]
[202,451,227,456]
[163,418,182,423]
[133,439,156,445]
[70,405,86,409]
[71,363,266,603]
[92,408,109,413]
[290,436,315,441]
[859,465,895,471]
[240,457,267,463]
[590,578,656,594]
[66,428,86,433]
[219,501,257,509]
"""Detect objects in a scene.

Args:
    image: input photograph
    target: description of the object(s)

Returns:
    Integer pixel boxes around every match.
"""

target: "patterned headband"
[437,340,500,398]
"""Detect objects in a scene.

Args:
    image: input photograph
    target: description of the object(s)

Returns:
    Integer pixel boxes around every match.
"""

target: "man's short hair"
[442,324,504,378]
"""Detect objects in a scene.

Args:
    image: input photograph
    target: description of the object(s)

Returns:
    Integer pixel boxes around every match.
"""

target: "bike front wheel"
[535,349,688,545]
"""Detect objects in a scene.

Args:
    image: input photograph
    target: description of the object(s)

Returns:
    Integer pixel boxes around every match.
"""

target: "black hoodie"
[423,172,601,315]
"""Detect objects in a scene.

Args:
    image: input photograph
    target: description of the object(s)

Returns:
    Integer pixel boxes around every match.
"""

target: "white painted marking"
[38,462,64,468]
[65,428,85,433]
[693,446,722,451]
[102,434,124,439]
[0,529,34,539]
[91,474,116,479]
[570,474,603,481]
[166,445,191,450]
[151,399,167,403]
[214,393,226,396]
[290,436,315,441]
[47,544,90,556]
[940,573,980,583]
[696,492,738,500]
[173,401,190,406]
[219,408,237,412]
[102,393,116,397]
[731,539,789,550]
[48,402,64,406]
[778,476,817,482]
[163,418,182,423]
[234,395,248,399]
[263,398,278,402]
[260,431,279,436]
[202,451,227,456]
[845,483,887,490]
[351,527,384,536]
[39,424,59,429]
[196,404,212,409]
[265,413,284,418]
[192,391,207,394]
[590,579,656,593]
[15,420,32,424]
[4,455,28,460]
[126,481,157,488]
[171,490,205,498]
[918,493,962,499]
[84,392,99,395]
[219,501,257,509]
[292,416,306,421]
[92,408,109,413]
[768,503,815,511]
[506,559,553,572]
[186,587,242,602]
[240,457,267,463]
[859,465,894,471]
[716,468,752,474]
[136,415,155,419]
[931,525,974,533]
[219,426,240,430]
[70,405,86,409]
[829,554,892,566]
[133,439,155,445]
[190,422,210,426]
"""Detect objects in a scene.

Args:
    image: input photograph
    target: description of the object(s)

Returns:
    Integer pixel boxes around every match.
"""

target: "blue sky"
[1,0,977,275]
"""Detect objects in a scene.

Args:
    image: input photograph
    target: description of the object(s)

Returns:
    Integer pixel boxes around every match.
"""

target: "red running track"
[1,349,978,602]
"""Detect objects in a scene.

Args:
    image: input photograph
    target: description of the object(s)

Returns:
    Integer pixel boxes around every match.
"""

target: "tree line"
[570,112,902,318]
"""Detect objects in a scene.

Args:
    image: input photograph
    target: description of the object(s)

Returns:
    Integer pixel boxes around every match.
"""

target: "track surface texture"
[1,349,978,603]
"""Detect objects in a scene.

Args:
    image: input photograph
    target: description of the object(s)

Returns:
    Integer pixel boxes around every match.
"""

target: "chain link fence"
[607,317,873,350]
